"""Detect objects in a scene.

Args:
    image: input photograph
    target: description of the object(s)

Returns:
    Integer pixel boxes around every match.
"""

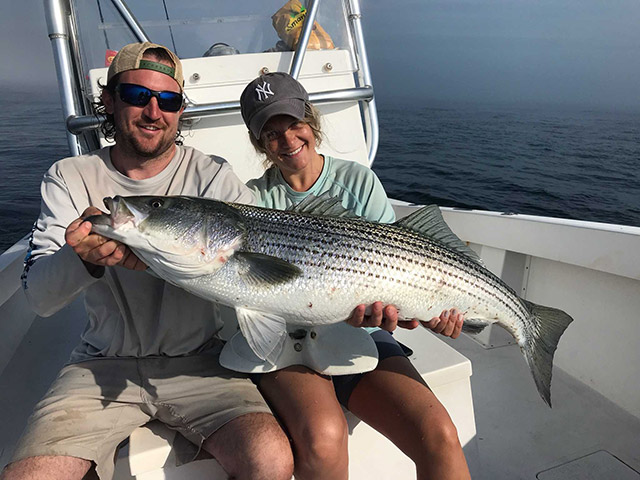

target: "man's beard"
[115,121,178,159]
[128,132,176,158]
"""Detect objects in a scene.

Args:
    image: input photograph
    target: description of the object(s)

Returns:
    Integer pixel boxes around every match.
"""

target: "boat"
[1,0,639,478]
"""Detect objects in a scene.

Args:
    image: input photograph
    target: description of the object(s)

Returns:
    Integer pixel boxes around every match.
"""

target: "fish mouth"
[107,196,150,229]
[85,196,150,231]
[103,197,116,215]
[85,213,111,227]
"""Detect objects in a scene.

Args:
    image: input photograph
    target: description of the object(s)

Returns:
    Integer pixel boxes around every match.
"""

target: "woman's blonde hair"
[249,102,323,169]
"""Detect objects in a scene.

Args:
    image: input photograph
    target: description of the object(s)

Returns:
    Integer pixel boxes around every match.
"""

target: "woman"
[240,72,471,480]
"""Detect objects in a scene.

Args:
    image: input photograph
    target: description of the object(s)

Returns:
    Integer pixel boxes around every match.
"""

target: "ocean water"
[373,104,640,225]
[0,91,68,252]
[1,92,639,252]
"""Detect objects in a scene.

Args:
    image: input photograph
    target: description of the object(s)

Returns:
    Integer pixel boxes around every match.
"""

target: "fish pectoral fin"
[394,205,485,267]
[235,307,288,364]
[235,252,302,286]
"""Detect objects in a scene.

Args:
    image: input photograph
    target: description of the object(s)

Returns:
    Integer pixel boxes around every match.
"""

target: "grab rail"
[289,0,320,80]
[110,0,150,42]
[347,0,379,165]
[66,86,374,134]
[45,0,82,156]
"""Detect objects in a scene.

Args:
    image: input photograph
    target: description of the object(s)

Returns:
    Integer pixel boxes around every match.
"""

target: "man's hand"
[419,308,464,339]
[65,206,146,271]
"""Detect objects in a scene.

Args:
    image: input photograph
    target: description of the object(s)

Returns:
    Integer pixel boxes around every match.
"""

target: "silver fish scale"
[153,215,207,253]
[143,198,244,259]
[182,204,531,336]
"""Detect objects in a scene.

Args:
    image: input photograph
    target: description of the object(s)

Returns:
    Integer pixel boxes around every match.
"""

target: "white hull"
[2,206,639,478]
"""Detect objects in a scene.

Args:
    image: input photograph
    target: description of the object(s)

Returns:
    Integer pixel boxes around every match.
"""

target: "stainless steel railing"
[46,0,380,165]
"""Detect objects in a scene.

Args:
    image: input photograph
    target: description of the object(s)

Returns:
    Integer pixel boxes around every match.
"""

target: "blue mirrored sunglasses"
[115,83,184,112]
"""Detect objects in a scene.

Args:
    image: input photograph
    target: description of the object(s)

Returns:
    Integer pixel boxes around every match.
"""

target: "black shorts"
[252,329,411,408]
[332,329,412,407]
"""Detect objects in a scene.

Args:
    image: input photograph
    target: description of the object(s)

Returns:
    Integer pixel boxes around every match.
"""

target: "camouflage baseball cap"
[107,42,184,91]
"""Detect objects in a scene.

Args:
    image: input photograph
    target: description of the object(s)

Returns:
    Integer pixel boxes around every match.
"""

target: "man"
[1,42,293,480]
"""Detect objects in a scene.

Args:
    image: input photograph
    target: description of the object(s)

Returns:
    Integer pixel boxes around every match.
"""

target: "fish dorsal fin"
[288,193,362,219]
[395,205,485,266]
[235,252,302,286]
[235,307,288,364]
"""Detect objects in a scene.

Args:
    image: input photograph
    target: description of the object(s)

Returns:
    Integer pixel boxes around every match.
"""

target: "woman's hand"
[346,304,465,339]
[419,308,465,339]
[346,301,399,331]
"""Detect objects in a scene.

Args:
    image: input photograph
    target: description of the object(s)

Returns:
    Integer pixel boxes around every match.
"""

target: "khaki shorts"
[11,354,272,480]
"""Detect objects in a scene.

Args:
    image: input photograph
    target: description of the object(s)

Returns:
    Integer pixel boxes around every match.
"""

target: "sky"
[1,0,59,89]
[361,0,640,109]
[1,0,640,110]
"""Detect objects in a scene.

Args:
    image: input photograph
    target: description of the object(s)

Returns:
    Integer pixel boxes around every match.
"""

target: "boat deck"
[1,301,639,478]
[437,333,640,479]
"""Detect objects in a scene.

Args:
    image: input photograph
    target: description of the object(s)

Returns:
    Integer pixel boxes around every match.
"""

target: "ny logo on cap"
[255,82,274,101]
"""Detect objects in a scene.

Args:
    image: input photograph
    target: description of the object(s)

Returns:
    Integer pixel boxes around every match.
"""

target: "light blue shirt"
[247,155,396,224]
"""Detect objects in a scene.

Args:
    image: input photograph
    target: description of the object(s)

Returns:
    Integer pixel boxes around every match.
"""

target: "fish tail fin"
[520,300,573,407]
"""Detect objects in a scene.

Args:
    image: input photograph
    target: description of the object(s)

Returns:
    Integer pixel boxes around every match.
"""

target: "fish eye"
[150,198,164,209]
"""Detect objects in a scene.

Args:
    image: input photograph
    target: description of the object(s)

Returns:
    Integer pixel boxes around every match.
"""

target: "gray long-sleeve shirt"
[22,145,254,363]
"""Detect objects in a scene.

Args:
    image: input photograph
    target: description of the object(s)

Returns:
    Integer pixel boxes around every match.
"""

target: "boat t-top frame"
[44,0,379,165]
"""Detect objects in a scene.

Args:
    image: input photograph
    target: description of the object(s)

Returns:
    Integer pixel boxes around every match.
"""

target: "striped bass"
[89,194,573,406]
